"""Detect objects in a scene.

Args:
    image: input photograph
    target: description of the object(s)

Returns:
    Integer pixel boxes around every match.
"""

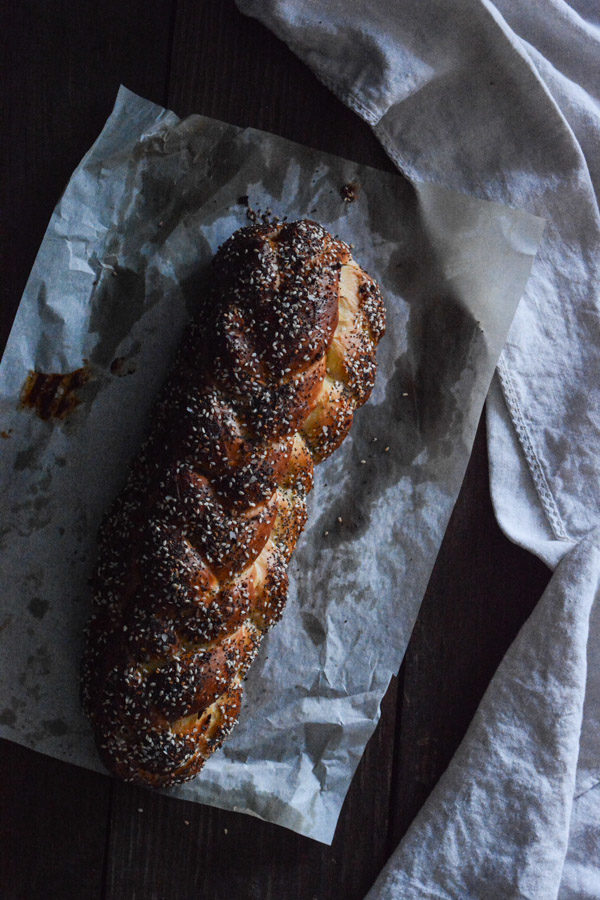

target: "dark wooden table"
[0,3,551,897]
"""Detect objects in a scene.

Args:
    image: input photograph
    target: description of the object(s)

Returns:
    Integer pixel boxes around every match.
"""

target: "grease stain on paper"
[28,597,49,619]
[0,708,16,727]
[42,718,68,737]
[25,644,52,679]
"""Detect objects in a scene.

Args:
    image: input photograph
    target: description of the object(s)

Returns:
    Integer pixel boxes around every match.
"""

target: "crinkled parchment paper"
[0,87,545,843]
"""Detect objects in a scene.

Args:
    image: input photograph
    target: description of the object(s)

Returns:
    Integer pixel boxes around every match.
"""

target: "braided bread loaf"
[81,220,385,786]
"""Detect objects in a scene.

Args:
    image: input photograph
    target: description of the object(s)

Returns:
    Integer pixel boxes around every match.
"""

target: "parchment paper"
[0,87,545,843]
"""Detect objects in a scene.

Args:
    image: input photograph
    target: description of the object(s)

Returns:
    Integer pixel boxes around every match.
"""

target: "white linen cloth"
[236,1,600,895]
[366,527,600,899]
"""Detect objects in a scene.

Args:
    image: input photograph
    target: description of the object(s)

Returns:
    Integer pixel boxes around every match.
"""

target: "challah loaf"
[81,220,385,786]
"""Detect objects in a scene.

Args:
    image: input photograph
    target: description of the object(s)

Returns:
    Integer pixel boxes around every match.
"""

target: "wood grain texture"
[0,741,111,900]
[168,0,394,170]
[0,0,175,355]
[0,0,553,897]
[0,1,174,897]
[105,682,398,900]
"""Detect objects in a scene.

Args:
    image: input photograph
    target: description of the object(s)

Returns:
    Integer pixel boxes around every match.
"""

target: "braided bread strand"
[81,220,385,786]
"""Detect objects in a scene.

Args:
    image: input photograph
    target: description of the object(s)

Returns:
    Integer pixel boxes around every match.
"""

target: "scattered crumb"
[137,808,144,813]
[0,430,11,439]
[224,828,228,835]
[184,820,190,826]
[360,459,366,464]
[384,446,390,452]
[340,181,360,203]
[323,530,329,536]
[20,367,91,420]
[337,516,343,524]
[245,205,280,226]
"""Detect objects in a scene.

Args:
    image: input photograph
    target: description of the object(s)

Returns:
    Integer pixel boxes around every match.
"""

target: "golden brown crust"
[81,220,385,786]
